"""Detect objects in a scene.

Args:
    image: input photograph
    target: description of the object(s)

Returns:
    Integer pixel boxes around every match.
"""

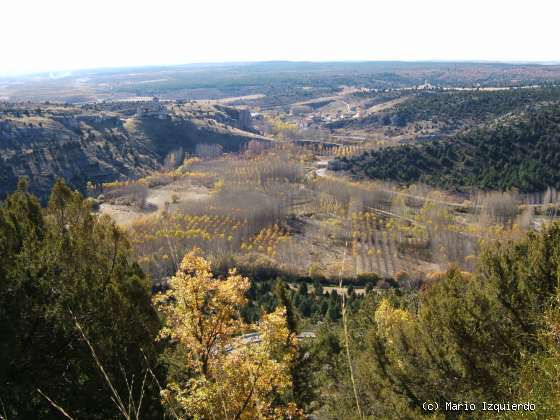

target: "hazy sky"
[1,0,559,76]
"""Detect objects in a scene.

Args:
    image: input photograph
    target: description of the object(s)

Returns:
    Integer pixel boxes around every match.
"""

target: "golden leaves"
[154,249,298,419]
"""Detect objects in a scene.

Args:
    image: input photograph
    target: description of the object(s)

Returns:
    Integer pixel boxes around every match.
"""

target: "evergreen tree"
[319,223,560,418]
[0,179,163,419]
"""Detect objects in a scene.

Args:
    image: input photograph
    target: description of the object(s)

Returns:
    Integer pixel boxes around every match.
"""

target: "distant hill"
[330,104,560,192]
[329,87,560,132]
[3,61,560,104]
[0,101,261,200]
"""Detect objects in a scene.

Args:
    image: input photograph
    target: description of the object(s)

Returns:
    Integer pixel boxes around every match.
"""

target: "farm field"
[93,136,556,292]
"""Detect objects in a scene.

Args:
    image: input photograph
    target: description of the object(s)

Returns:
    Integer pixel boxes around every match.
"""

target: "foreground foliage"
[0,179,163,418]
[3,179,560,419]
[154,249,301,419]
[318,223,560,418]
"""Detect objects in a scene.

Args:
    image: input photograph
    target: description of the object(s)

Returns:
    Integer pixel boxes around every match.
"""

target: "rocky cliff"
[0,102,260,200]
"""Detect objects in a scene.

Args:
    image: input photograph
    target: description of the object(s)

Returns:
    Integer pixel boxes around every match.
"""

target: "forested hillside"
[330,86,560,131]
[391,86,560,126]
[331,104,560,192]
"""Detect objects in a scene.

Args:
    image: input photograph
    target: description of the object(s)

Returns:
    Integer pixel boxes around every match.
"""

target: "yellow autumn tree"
[154,248,300,419]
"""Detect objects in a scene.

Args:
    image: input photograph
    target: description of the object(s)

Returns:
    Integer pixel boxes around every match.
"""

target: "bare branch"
[37,388,75,420]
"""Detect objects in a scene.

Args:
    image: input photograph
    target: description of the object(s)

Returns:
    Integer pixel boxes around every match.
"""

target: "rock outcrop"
[0,102,260,201]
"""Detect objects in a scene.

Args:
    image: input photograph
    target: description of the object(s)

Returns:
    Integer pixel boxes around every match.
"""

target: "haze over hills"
[3,61,560,103]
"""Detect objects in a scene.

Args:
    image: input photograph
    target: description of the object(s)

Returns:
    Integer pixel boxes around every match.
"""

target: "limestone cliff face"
[0,113,158,201]
[0,103,257,201]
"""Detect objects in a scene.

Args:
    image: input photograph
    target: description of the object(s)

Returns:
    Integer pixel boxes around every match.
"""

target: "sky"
[1,0,559,76]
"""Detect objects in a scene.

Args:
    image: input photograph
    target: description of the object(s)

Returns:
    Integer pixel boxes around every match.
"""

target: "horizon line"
[2,59,560,79]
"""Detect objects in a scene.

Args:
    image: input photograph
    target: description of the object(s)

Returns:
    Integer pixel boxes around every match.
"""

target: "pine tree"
[0,179,163,419]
